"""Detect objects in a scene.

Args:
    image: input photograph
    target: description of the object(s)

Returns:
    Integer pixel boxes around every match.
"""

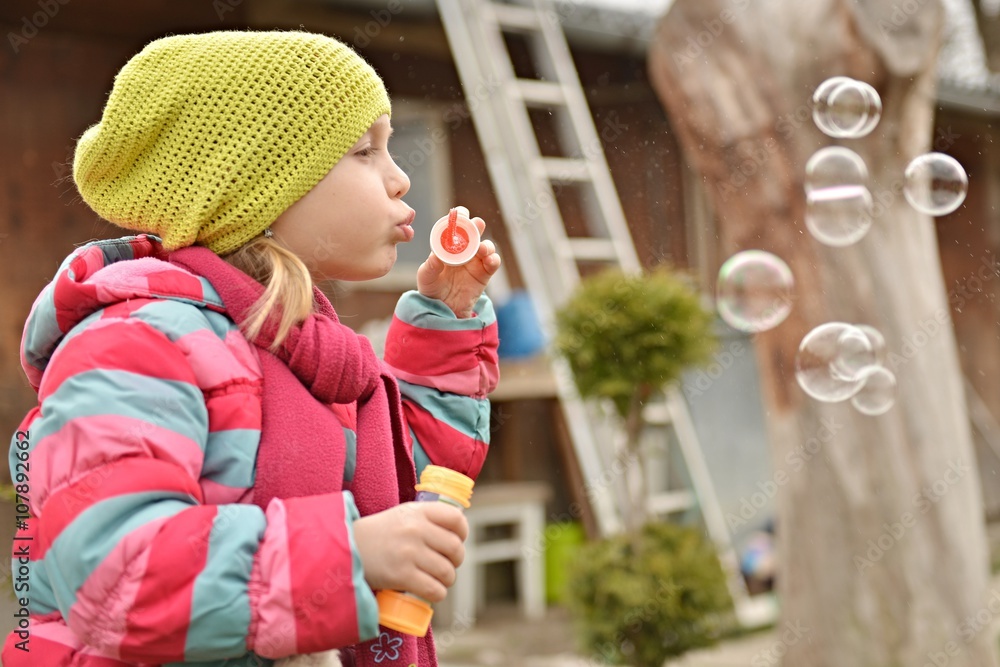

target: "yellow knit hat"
[73,30,391,255]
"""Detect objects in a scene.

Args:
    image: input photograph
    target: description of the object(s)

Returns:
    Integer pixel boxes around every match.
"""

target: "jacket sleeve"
[16,305,376,664]
[383,291,499,481]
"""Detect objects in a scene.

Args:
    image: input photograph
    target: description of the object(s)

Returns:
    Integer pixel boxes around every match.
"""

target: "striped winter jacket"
[4,236,499,666]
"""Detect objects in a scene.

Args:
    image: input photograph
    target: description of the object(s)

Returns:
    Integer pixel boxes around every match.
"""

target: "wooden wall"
[933,109,1000,517]
[4,0,999,523]
[0,0,689,502]
[1,0,252,453]
[934,111,1000,413]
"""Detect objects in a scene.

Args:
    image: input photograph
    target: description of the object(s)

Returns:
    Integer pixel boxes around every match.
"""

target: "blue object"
[496,290,545,358]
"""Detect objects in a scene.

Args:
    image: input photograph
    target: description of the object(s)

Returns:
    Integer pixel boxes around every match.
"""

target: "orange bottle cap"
[376,590,433,637]
[415,465,475,508]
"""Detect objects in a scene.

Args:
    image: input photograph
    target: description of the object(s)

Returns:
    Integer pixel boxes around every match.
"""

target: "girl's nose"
[388,158,410,199]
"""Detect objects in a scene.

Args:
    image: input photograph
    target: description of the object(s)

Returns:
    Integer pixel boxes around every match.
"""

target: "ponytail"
[224,236,315,352]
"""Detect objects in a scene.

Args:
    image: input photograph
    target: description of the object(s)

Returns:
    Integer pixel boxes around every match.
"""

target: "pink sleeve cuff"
[385,292,499,398]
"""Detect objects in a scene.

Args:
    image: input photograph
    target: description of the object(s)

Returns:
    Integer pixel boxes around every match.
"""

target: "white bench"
[447,481,552,626]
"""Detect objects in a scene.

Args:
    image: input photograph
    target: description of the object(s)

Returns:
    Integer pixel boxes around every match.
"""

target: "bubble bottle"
[375,465,475,637]
[430,206,480,265]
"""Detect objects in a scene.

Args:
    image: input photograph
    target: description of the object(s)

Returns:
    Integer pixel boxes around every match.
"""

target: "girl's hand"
[417,215,502,319]
[353,502,468,602]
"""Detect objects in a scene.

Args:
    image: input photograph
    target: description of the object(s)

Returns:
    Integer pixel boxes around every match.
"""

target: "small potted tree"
[554,267,734,667]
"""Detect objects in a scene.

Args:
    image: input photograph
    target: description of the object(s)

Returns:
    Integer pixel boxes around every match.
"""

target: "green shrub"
[555,267,717,533]
[566,522,735,666]
[554,268,716,419]
[555,268,730,664]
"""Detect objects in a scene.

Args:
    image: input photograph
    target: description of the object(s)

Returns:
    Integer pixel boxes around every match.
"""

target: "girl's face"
[270,114,414,282]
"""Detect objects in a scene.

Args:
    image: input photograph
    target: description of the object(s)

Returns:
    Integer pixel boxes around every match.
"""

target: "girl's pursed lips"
[398,209,416,227]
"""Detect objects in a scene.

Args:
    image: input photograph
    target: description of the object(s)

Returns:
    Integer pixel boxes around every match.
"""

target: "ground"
[1,499,999,667]
[434,603,781,667]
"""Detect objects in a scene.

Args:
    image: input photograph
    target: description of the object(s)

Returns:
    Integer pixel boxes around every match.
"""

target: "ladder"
[435,0,767,625]
[436,0,632,537]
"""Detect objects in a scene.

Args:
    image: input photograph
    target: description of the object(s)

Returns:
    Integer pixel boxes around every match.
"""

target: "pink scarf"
[170,247,434,667]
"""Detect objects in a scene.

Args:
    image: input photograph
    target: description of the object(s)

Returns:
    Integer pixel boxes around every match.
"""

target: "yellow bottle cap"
[414,465,475,508]
[376,589,434,637]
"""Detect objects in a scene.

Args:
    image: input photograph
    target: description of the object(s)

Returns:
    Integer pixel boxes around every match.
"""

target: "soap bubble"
[812,77,855,137]
[853,81,883,138]
[903,153,968,216]
[805,185,873,247]
[855,324,887,366]
[831,326,877,381]
[804,148,873,246]
[716,251,795,333]
[805,147,869,194]
[795,322,866,402]
[812,77,882,139]
[851,367,897,415]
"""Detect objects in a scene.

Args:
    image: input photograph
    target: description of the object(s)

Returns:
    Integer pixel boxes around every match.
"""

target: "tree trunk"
[648,1,998,665]
[624,388,651,542]
[973,0,1000,72]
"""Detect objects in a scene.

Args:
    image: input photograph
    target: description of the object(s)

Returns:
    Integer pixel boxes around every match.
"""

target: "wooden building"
[923,1,1000,519]
[2,0,999,537]
[0,0,691,527]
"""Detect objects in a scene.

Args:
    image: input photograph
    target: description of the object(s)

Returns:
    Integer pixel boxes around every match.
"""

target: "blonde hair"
[224,236,315,352]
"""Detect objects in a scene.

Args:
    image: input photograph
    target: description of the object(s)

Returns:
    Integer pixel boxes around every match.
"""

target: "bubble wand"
[430,206,480,265]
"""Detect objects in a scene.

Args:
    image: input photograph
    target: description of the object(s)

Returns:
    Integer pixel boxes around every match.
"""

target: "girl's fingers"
[472,216,486,234]
[417,551,459,589]
[408,569,449,603]
[422,252,445,275]
[477,240,496,257]
[464,257,493,285]
[424,523,467,568]
[423,503,468,540]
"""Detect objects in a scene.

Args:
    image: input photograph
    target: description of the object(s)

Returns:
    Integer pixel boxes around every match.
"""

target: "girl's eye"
[356,146,379,158]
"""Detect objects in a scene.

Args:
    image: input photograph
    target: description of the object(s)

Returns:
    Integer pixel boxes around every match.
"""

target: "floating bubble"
[805,147,869,194]
[812,77,882,139]
[853,81,883,138]
[903,152,968,216]
[716,250,795,333]
[812,77,855,137]
[851,367,897,415]
[855,324,887,366]
[831,326,877,382]
[795,322,866,402]
[826,82,867,137]
[805,185,873,247]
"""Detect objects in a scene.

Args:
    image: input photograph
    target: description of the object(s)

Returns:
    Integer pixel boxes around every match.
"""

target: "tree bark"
[648,1,998,665]
[624,387,651,542]
[973,0,1000,73]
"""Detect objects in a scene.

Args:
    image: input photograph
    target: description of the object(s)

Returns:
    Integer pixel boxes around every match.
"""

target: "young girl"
[4,30,501,667]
